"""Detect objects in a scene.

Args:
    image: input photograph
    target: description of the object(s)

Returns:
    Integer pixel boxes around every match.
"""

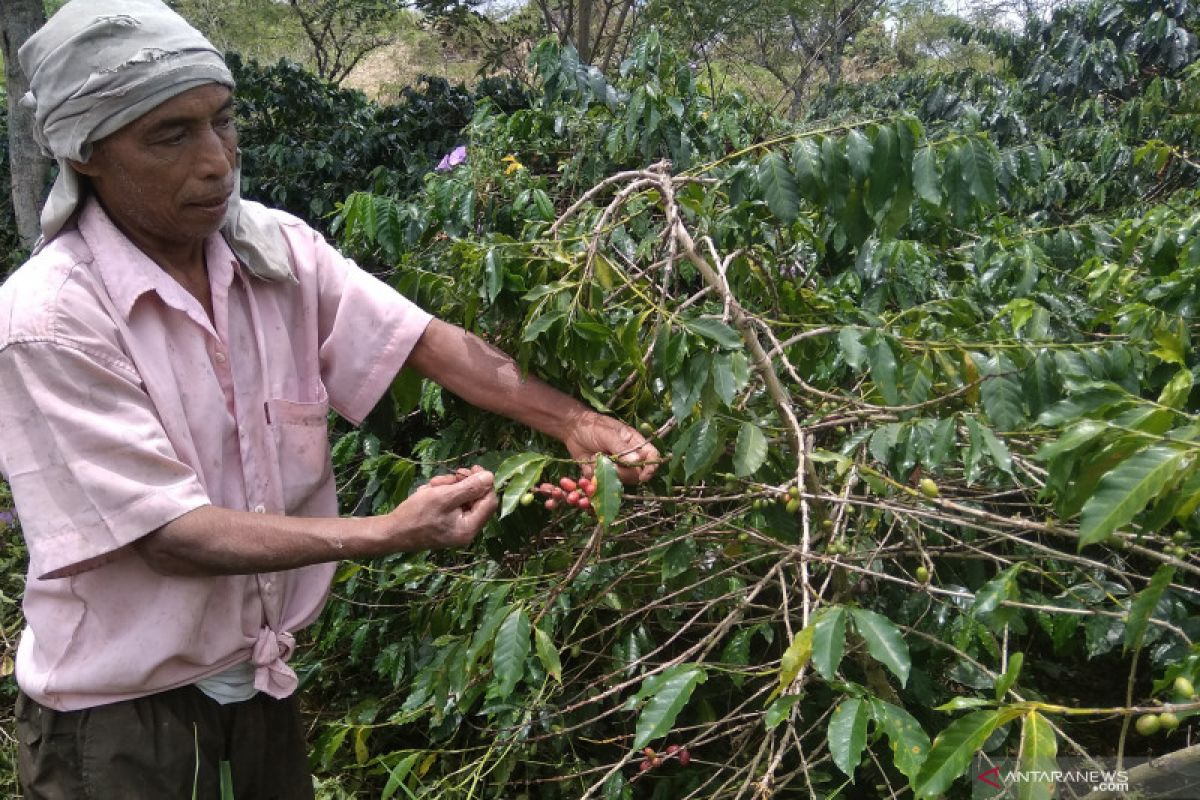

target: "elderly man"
[0,1,657,797]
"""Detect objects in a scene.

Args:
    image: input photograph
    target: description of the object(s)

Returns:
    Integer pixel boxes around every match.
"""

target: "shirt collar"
[77,197,241,324]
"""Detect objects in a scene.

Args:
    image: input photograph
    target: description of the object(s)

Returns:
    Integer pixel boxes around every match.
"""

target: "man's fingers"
[424,473,463,489]
[615,438,659,483]
[458,486,499,535]
[440,470,496,508]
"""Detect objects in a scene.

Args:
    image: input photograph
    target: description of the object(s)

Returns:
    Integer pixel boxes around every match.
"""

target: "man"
[0,1,658,797]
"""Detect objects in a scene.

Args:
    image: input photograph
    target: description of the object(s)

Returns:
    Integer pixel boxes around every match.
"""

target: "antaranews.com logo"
[972,756,1200,798]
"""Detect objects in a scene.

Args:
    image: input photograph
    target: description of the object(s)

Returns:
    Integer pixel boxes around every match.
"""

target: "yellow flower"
[502,154,525,175]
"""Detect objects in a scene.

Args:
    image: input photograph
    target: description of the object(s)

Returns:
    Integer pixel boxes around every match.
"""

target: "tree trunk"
[577,0,594,64]
[1,0,50,250]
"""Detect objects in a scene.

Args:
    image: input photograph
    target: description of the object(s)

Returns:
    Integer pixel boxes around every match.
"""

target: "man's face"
[73,83,238,258]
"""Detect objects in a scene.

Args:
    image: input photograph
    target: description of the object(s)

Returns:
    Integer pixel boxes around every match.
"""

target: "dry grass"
[344,38,484,102]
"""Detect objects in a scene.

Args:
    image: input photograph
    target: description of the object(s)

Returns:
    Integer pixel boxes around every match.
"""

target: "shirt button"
[253,504,266,514]
[214,351,227,365]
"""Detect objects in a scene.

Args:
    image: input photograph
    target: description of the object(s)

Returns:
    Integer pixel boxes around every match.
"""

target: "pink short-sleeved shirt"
[0,198,432,711]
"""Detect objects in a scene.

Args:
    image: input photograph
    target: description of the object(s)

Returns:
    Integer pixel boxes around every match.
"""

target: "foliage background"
[2,0,1200,798]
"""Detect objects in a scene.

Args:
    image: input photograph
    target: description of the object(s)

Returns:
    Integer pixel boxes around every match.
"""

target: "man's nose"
[194,126,234,179]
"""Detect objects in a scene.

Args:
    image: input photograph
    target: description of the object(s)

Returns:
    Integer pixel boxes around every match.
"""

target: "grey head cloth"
[18,0,295,282]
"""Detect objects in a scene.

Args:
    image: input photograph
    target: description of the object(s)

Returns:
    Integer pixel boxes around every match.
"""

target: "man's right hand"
[382,466,497,552]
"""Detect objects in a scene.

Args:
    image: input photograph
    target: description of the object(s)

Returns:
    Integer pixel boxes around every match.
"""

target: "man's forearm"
[136,505,392,576]
[407,319,595,443]
[136,469,498,577]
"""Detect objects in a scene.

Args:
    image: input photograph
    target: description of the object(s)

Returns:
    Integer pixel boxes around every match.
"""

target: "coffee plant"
[295,1,1200,797]
[228,53,531,234]
[1,0,1197,797]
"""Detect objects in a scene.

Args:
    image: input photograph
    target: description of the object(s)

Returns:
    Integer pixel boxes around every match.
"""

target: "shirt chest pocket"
[265,386,332,513]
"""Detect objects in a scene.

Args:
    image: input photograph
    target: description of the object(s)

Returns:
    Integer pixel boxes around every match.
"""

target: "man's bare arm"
[135,469,496,576]
[407,319,659,482]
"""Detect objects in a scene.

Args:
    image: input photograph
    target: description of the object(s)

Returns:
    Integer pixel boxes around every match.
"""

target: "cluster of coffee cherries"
[1136,676,1196,735]
[524,476,597,512]
[638,744,691,773]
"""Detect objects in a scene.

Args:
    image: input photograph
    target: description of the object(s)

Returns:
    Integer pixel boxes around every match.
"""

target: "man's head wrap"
[18,0,294,281]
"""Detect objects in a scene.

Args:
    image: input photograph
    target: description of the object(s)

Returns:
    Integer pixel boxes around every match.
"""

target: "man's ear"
[67,158,98,177]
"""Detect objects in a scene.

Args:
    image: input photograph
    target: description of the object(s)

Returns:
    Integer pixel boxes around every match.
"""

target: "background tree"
[167,0,306,66]
[644,0,886,118]
[0,0,49,250]
[287,0,406,83]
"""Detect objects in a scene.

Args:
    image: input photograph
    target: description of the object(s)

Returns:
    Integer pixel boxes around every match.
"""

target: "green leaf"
[981,373,1026,432]
[846,129,873,182]
[594,252,617,291]
[685,317,743,349]
[684,418,722,478]
[495,452,549,518]
[839,327,867,369]
[381,753,421,800]
[850,608,910,687]
[1124,564,1175,653]
[1017,712,1057,800]
[867,124,900,214]
[593,454,622,526]
[792,138,824,199]
[661,536,697,581]
[758,151,799,223]
[972,564,1022,619]
[927,416,957,468]
[933,697,995,712]
[1034,419,1108,463]
[670,356,708,421]
[534,626,563,683]
[492,606,531,700]
[995,652,1024,701]
[734,422,769,477]
[1078,444,1191,547]
[870,699,931,782]
[779,625,814,693]
[633,666,708,750]
[1036,387,1126,427]
[483,248,504,304]
[912,147,941,205]
[912,710,1004,799]
[1159,368,1194,410]
[352,729,367,767]
[965,137,998,207]
[711,353,738,408]
[867,334,901,405]
[764,695,801,731]
[603,771,631,800]
[966,416,1013,476]
[531,188,555,221]
[522,310,566,342]
[829,698,870,777]
[812,607,847,681]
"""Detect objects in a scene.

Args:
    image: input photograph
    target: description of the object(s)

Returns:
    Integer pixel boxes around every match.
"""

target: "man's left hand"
[563,412,660,484]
